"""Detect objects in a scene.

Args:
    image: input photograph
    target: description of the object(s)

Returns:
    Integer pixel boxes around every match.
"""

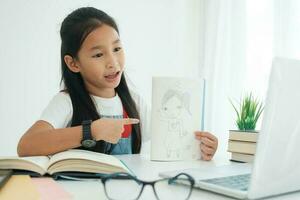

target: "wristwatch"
[81,120,96,148]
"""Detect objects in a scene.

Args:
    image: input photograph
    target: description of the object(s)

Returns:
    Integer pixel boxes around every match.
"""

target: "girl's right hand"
[91,118,139,144]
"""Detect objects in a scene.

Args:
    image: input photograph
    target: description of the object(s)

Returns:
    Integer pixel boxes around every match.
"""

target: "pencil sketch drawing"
[159,86,192,159]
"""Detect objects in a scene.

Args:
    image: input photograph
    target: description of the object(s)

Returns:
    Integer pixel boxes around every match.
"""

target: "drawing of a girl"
[160,89,191,158]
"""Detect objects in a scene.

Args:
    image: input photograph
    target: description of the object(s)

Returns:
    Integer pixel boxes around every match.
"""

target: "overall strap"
[122,109,132,138]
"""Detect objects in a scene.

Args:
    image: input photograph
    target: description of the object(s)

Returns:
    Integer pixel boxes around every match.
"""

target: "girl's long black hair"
[60,7,141,153]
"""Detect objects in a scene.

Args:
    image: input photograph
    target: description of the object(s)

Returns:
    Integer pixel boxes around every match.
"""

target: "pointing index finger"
[122,118,140,125]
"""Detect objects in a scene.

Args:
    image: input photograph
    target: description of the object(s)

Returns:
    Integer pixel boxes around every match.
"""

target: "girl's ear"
[64,55,81,73]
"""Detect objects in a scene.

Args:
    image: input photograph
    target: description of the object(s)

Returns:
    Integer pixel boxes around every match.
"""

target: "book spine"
[229,131,258,142]
[227,141,256,154]
[230,153,254,163]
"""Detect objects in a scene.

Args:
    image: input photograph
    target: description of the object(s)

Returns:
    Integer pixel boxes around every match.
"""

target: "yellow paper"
[0,175,40,200]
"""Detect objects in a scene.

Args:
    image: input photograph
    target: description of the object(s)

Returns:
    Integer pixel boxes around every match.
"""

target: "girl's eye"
[92,53,103,58]
[114,47,122,52]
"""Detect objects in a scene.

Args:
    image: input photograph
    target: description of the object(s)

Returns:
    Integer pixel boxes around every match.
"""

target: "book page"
[0,156,49,175]
[150,77,205,161]
[47,149,125,170]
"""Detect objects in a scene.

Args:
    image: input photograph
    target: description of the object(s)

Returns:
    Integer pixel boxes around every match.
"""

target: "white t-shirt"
[39,91,150,154]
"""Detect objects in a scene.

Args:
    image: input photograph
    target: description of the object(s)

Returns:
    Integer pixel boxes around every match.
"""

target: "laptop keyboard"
[201,174,251,191]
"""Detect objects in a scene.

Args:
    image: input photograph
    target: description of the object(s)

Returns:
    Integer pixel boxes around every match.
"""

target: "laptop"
[160,57,300,199]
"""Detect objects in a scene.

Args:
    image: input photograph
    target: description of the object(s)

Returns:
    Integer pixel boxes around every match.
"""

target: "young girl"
[17,7,218,161]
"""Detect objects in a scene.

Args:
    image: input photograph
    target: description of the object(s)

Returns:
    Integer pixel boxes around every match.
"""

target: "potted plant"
[230,93,264,131]
[228,93,264,162]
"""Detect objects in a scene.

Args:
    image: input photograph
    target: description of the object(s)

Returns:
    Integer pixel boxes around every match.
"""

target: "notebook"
[160,57,300,199]
[31,177,72,200]
[0,169,12,189]
[0,175,40,200]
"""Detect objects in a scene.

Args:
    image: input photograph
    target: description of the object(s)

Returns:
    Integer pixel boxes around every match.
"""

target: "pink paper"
[31,177,72,200]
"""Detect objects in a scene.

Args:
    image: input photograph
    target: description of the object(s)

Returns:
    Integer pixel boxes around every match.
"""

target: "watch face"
[82,139,96,148]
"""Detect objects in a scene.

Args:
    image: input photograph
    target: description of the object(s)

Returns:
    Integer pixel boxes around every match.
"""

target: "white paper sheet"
[150,77,205,161]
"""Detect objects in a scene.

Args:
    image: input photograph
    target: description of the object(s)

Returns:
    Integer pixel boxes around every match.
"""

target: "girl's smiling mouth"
[104,71,121,82]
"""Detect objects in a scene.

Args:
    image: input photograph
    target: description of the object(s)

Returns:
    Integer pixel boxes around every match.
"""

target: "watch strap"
[82,120,93,141]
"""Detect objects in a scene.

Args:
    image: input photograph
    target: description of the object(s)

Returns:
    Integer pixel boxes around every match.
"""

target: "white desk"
[57,153,300,200]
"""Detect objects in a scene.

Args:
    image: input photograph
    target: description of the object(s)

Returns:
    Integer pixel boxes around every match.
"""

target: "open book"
[0,149,130,177]
[151,77,205,161]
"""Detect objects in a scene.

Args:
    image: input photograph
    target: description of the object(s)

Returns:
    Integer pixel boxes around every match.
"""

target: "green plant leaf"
[230,93,264,131]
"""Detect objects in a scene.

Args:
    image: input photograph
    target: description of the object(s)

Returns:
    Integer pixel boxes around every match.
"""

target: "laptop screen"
[248,57,300,199]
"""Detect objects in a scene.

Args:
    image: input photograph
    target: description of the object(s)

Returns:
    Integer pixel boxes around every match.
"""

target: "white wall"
[0,0,202,155]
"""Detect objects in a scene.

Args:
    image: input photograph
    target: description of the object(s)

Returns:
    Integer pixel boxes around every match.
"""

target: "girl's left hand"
[194,131,218,161]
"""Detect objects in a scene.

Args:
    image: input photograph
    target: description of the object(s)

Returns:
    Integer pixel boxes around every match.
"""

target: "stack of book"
[227,130,259,163]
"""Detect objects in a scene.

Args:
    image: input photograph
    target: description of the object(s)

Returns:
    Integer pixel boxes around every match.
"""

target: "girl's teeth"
[106,73,118,79]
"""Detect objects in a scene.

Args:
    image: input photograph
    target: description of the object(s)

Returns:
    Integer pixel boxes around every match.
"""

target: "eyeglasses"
[101,172,195,200]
